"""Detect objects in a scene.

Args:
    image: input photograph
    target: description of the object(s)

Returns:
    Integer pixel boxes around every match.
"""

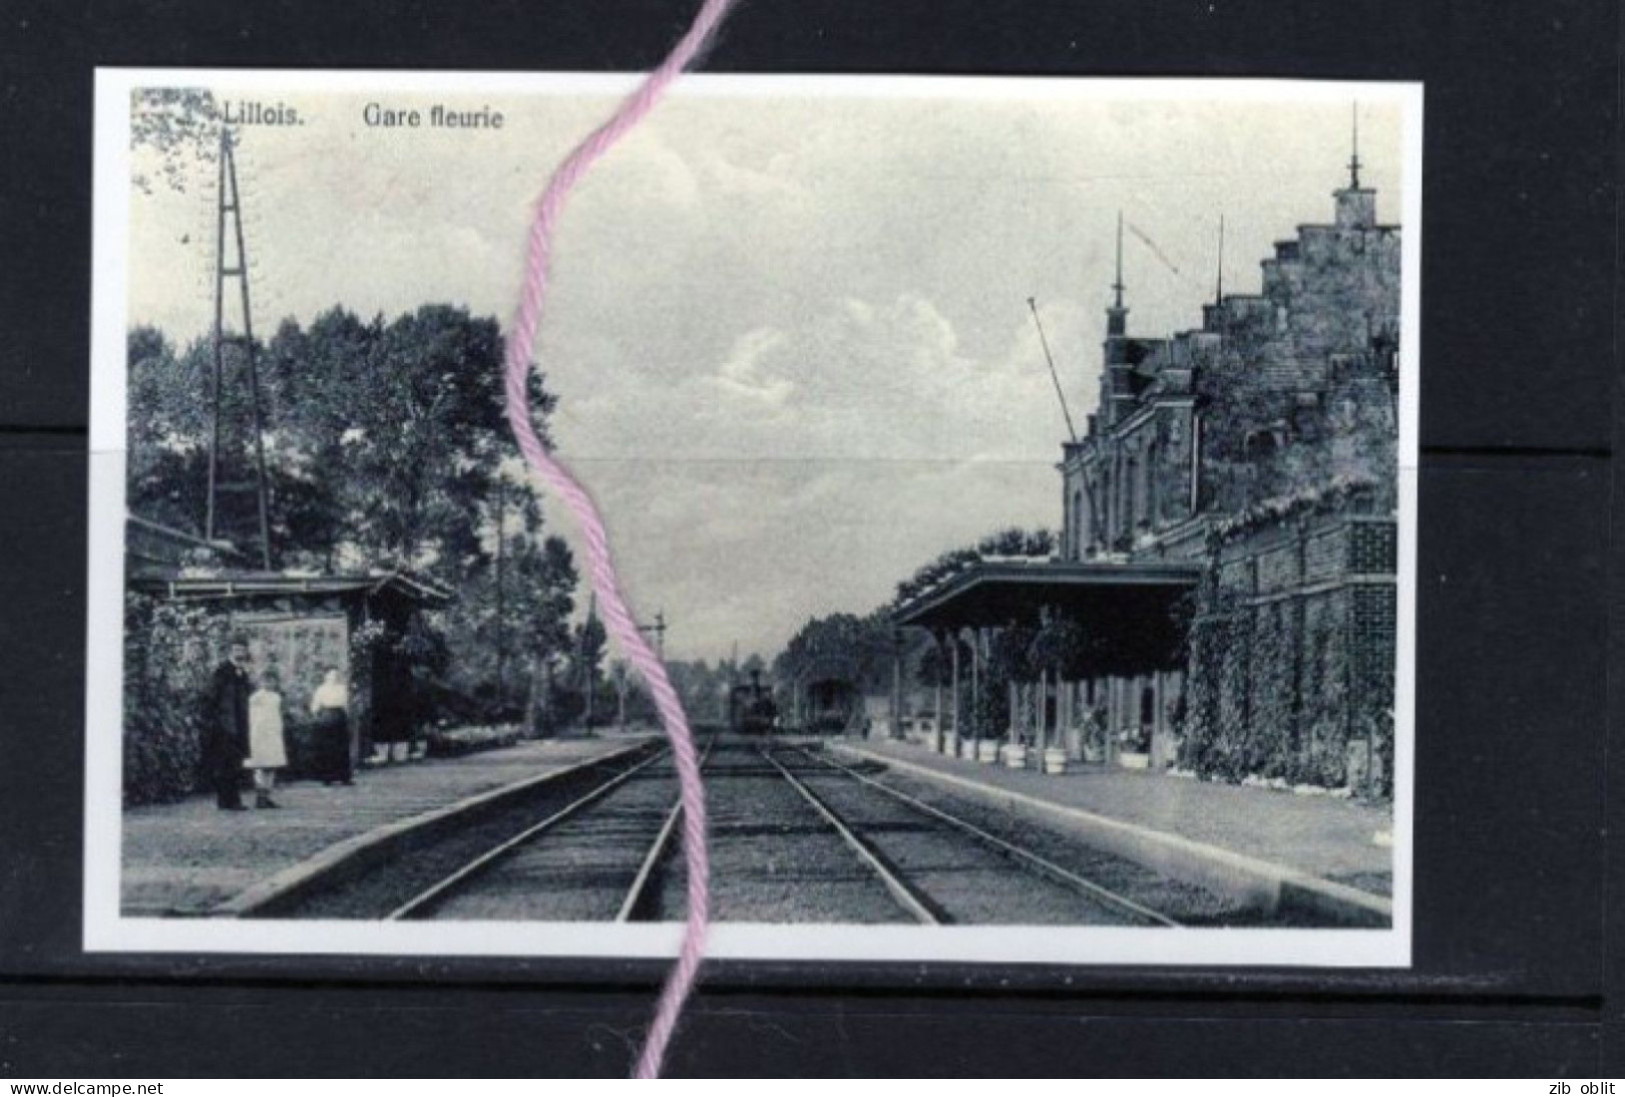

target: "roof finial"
[1112,210,1125,309]
[1215,214,1225,306]
[1348,102,1362,189]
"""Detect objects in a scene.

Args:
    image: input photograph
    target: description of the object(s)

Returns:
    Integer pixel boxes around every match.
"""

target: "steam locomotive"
[727,669,778,735]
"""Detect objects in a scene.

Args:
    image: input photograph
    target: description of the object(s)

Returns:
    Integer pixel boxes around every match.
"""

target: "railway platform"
[120,733,657,916]
[834,737,1394,905]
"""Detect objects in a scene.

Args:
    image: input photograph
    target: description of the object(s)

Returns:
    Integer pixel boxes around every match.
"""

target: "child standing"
[245,669,289,809]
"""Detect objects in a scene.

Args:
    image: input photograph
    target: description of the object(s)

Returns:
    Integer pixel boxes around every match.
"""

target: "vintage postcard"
[88,70,1421,966]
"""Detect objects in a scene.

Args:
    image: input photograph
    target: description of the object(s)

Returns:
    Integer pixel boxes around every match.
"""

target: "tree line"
[127,307,604,728]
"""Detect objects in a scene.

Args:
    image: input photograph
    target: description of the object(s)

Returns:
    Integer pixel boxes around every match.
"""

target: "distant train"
[727,670,778,735]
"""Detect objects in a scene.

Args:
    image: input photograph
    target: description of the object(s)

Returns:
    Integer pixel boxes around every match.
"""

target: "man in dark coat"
[205,635,254,810]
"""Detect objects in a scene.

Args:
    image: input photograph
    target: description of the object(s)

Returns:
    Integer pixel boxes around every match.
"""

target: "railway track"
[391,739,716,922]
[641,744,921,923]
[275,738,696,920]
[277,736,1223,925]
[761,744,1181,927]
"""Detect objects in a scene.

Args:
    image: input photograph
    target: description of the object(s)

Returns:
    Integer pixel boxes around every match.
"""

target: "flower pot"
[976,740,1000,764]
[959,738,978,760]
[1043,746,1068,775]
[1118,751,1150,770]
[1002,743,1028,769]
[943,734,959,757]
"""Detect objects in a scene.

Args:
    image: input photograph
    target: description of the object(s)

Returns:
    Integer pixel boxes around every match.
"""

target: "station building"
[891,163,1401,796]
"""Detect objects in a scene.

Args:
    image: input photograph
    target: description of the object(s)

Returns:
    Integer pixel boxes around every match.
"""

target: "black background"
[0,0,1617,1077]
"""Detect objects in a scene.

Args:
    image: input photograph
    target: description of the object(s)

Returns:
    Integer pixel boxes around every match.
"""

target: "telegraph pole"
[637,610,667,661]
[205,127,274,569]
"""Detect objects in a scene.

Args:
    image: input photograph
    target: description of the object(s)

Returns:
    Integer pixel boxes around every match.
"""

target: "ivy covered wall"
[122,592,230,805]
[120,585,422,804]
[1180,504,1396,797]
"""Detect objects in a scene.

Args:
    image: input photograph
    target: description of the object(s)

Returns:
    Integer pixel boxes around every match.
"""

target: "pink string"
[501,0,740,1078]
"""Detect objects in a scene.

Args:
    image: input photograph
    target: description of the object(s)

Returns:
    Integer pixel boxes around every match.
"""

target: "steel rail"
[788,746,1182,928]
[616,737,717,923]
[386,746,670,921]
[759,748,943,926]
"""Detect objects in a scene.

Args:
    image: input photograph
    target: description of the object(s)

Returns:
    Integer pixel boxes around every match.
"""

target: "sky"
[126,79,1403,663]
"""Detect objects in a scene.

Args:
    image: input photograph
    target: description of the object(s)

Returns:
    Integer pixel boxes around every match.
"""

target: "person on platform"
[310,667,353,786]
[205,635,254,811]
[245,669,288,809]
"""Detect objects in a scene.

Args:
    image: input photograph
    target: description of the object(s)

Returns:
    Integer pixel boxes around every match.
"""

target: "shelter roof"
[129,568,453,606]
[891,560,1199,670]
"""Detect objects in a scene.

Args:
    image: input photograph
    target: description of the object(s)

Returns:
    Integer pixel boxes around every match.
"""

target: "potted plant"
[1042,743,1069,774]
[1002,733,1028,769]
[1117,724,1152,770]
[1079,703,1107,763]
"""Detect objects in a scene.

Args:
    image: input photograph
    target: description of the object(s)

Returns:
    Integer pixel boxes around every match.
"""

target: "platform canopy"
[891,559,1201,671]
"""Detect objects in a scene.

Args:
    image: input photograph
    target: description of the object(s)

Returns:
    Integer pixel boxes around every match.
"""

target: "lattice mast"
[205,127,274,569]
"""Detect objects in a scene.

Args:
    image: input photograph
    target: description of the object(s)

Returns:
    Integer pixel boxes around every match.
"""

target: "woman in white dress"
[245,669,289,809]
[310,667,353,786]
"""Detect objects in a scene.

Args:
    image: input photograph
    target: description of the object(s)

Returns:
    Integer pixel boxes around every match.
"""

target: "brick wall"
[1180,509,1396,795]
[1350,518,1397,573]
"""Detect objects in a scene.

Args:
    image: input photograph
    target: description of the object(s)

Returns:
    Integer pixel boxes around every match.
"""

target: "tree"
[299,306,551,575]
[430,478,575,727]
[127,328,207,534]
[130,88,221,194]
[664,659,725,723]
[574,610,608,728]
[130,302,561,575]
[126,324,353,560]
[514,534,579,734]
[775,613,895,730]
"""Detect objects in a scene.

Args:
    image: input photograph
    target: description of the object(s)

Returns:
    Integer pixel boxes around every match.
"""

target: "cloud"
[543,288,1084,659]
[550,288,1083,466]
[710,327,795,407]
[573,454,1056,663]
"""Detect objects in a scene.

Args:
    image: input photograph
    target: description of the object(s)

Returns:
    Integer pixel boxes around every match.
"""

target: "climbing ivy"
[1181,583,1369,790]
[123,592,230,805]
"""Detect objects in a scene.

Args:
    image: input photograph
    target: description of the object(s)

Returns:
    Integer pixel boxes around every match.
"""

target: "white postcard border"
[87,68,1422,967]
